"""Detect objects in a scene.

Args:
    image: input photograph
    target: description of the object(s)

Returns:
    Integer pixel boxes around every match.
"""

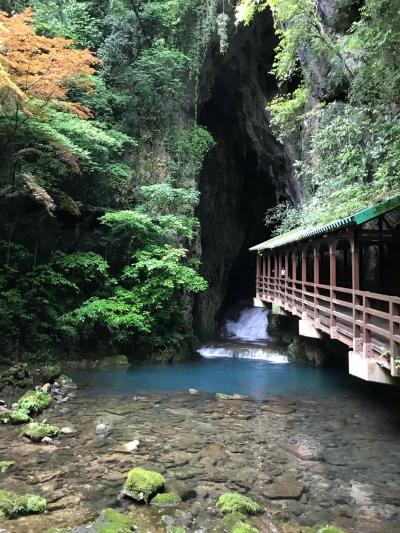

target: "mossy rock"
[0,489,15,516]
[216,493,262,515]
[11,493,47,516]
[94,508,135,533]
[58,375,77,390]
[8,409,31,425]
[0,490,46,518]
[98,355,129,368]
[0,460,15,473]
[231,521,259,533]
[18,390,52,414]
[42,363,62,383]
[215,393,248,400]
[150,492,181,506]
[23,422,59,443]
[169,528,186,533]
[222,512,247,529]
[0,410,10,423]
[124,467,165,503]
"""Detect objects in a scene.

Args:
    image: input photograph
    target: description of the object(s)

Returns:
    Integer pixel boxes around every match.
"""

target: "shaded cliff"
[194,10,296,339]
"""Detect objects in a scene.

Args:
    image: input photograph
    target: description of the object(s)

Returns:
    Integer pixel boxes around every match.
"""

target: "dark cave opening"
[193,10,292,340]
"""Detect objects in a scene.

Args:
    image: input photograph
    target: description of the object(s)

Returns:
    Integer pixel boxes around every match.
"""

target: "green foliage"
[129,39,189,127]
[268,85,309,142]
[42,363,62,382]
[8,409,31,424]
[18,389,52,414]
[238,0,400,235]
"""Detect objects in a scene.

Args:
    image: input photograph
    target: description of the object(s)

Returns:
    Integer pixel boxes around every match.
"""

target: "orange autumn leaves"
[0,8,99,117]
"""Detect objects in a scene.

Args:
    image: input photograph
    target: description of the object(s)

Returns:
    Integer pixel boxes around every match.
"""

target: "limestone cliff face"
[194,10,298,339]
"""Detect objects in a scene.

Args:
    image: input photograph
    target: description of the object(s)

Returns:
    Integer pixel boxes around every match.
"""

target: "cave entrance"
[193,9,292,340]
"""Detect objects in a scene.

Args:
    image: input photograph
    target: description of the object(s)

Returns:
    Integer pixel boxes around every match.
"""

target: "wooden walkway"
[256,274,400,377]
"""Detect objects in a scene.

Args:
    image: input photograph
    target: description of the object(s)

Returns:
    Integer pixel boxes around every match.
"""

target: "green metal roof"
[249,193,400,252]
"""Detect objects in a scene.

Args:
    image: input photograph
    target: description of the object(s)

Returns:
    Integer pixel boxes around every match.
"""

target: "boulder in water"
[123,467,165,503]
[216,493,262,514]
[150,492,181,506]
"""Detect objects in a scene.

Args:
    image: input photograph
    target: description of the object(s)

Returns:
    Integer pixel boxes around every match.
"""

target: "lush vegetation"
[237,0,400,234]
[0,0,227,362]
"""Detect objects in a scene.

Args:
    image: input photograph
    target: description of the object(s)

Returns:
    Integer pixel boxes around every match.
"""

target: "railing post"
[256,254,261,297]
[301,247,307,317]
[313,243,320,323]
[350,231,361,352]
[329,240,337,338]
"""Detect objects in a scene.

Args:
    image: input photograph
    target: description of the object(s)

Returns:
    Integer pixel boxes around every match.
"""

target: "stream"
[1,307,400,532]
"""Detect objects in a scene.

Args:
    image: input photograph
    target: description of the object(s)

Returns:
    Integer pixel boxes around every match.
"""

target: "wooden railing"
[256,275,400,377]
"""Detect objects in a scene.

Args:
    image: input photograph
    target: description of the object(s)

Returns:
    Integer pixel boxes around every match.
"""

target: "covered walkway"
[250,195,400,383]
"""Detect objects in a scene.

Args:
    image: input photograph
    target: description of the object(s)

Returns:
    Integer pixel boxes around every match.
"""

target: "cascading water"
[197,305,289,363]
[223,306,269,341]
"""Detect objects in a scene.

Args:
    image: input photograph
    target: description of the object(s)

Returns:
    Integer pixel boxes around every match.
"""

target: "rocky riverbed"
[1,385,400,532]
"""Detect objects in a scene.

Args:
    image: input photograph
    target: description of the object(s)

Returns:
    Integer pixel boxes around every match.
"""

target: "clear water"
[69,354,370,400]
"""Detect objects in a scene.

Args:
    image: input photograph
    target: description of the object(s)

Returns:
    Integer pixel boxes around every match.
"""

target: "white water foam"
[223,306,269,342]
[197,345,289,364]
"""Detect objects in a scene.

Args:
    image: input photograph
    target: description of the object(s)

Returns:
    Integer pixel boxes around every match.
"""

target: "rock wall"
[194,10,297,339]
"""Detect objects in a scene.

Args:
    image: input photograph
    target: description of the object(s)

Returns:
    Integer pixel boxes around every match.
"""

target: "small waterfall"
[197,345,289,363]
[223,306,268,342]
[197,305,289,364]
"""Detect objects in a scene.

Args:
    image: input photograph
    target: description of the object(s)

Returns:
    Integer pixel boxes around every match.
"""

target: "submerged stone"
[94,508,135,533]
[23,422,59,443]
[215,393,249,400]
[216,493,262,515]
[123,467,165,503]
[18,389,52,414]
[115,439,139,453]
[150,492,181,506]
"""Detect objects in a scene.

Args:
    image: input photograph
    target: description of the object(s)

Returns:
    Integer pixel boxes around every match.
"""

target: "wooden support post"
[256,255,261,297]
[329,240,337,338]
[313,243,320,322]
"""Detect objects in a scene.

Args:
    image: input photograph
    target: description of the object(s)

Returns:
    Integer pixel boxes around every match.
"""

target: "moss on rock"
[222,512,247,529]
[8,409,31,425]
[0,460,15,473]
[18,390,52,414]
[216,493,262,515]
[150,492,181,506]
[95,508,134,533]
[0,490,46,518]
[11,494,47,516]
[231,521,259,533]
[23,422,59,442]
[98,355,129,368]
[124,467,165,502]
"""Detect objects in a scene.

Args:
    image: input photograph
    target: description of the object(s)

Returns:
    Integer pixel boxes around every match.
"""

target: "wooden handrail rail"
[256,273,399,376]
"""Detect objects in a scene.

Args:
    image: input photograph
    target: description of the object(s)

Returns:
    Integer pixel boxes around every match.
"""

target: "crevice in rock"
[194,10,296,340]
